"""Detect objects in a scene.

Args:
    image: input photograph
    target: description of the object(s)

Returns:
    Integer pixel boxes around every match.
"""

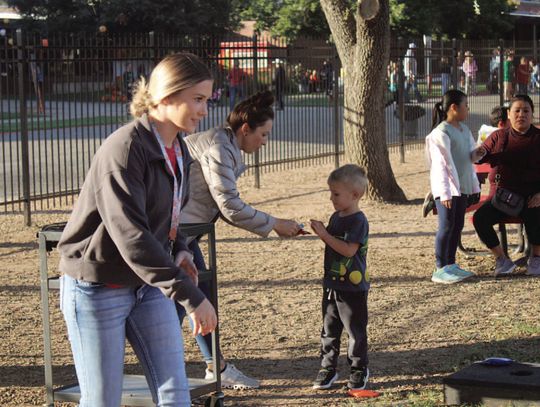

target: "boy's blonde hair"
[130,52,212,118]
[328,164,368,194]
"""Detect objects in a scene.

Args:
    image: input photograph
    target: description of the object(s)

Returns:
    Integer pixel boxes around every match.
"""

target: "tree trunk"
[321,0,406,202]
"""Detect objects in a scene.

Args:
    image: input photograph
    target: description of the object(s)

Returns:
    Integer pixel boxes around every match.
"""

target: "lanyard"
[151,124,184,249]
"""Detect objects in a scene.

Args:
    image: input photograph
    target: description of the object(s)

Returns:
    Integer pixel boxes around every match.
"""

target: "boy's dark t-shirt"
[323,211,370,292]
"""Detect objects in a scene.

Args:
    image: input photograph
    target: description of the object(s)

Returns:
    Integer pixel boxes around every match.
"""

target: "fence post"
[333,52,340,168]
[499,39,504,107]
[149,31,157,65]
[397,38,405,163]
[452,38,458,90]
[16,29,31,226]
[252,34,260,188]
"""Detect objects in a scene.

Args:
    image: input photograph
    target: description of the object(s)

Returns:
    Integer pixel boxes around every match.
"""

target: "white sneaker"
[205,363,260,389]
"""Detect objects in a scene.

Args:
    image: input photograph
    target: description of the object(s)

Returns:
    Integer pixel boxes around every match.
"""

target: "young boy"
[477,106,509,145]
[310,164,370,390]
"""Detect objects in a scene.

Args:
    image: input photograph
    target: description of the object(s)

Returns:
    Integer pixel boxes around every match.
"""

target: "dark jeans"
[473,200,540,249]
[320,289,368,370]
[434,195,468,268]
[175,240,218,364]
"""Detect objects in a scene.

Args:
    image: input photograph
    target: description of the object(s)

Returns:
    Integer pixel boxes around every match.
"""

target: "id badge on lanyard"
[151,124,184,259]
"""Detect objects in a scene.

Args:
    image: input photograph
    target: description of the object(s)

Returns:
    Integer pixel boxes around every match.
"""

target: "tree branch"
[320,0,356,63]
[358,0,380,21]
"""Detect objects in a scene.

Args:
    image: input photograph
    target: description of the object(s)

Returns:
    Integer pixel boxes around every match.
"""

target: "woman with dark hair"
[425,89,481,284]
[473,94,540,276]
[177,90,301,389]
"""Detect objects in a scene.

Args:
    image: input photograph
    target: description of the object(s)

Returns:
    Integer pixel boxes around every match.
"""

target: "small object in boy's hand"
[297,223,311,235]
[347,389,381,398]
[479,357,513,366]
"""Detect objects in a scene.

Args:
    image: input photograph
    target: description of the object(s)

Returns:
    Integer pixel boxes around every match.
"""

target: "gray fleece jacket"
[57,115,205,313]
[182,127,275,238]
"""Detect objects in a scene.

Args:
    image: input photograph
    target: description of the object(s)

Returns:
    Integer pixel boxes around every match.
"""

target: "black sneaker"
[312,367,338,389]
[422,191,435,218]
[348,367,369,390]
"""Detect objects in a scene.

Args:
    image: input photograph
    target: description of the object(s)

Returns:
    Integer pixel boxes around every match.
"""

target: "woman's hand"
[273,218,301,237]
[189,298,217,336]
[175,250,198,286]
[471,146,486,162]
[528,192,540,208]
[310,219,328,239]
[441,199,452,209]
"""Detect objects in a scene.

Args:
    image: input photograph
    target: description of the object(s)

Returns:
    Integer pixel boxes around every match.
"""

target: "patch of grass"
[0,112,30,120]
[511,321,540,336]
[285,93,343,107]
[405,389,443,406]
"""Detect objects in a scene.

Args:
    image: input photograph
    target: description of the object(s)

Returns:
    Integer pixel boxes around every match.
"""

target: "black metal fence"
[3,31,540,222]
[388,36,540,156]
[1,31,346,222]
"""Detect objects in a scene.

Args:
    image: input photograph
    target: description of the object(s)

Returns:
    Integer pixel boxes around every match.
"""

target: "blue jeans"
[60,274,190,407]
[176,240,215,364]
[434,195,468,268]
[405,77,422,102]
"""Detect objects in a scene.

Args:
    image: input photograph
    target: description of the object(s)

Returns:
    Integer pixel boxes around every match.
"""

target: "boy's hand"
[310,219,327,238]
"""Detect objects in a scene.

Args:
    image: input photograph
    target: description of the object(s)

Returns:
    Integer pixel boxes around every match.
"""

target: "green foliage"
[7,0,233,34]
[236,0,517,42]
[272,0,331,40]
[235,0,352,40]
[389,0,516,39]
[7,0,518,39]
[234,0,281,34]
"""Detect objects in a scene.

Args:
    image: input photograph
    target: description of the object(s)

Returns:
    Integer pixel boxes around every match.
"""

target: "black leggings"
[473,201,540,249]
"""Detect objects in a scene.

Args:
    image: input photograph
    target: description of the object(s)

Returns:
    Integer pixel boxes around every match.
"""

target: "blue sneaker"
[431,266,467,284]
[494,256,516,276]
[447,264,475,280]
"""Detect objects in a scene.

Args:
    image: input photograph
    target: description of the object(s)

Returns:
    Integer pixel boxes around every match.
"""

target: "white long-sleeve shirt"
[425,122,480,201]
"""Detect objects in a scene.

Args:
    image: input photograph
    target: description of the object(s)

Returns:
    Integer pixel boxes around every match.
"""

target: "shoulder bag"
[490,131,525,217]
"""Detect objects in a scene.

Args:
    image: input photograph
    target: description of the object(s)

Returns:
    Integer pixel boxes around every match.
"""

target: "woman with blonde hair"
[57,52,216,406]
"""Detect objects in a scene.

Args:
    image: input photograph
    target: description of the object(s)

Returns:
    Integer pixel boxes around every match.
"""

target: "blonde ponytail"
[129,77,155,118]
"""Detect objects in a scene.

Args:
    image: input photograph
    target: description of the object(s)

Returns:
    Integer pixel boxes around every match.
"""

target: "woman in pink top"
[462,51,478,96]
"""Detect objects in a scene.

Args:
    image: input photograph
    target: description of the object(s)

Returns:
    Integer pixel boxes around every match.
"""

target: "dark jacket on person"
[479,125,540,198]
[57,114,205,313]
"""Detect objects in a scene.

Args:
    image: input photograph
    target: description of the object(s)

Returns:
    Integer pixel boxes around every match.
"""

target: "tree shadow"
[0,241,38,258]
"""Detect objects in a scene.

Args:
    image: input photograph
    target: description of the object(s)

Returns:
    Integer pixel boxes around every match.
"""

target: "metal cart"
[38,222,224,407]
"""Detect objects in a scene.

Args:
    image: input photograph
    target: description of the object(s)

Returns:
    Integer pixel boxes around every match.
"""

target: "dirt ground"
[1,149,540,406]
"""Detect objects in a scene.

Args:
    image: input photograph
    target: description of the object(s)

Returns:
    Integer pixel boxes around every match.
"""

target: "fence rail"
[2,31,540,223]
